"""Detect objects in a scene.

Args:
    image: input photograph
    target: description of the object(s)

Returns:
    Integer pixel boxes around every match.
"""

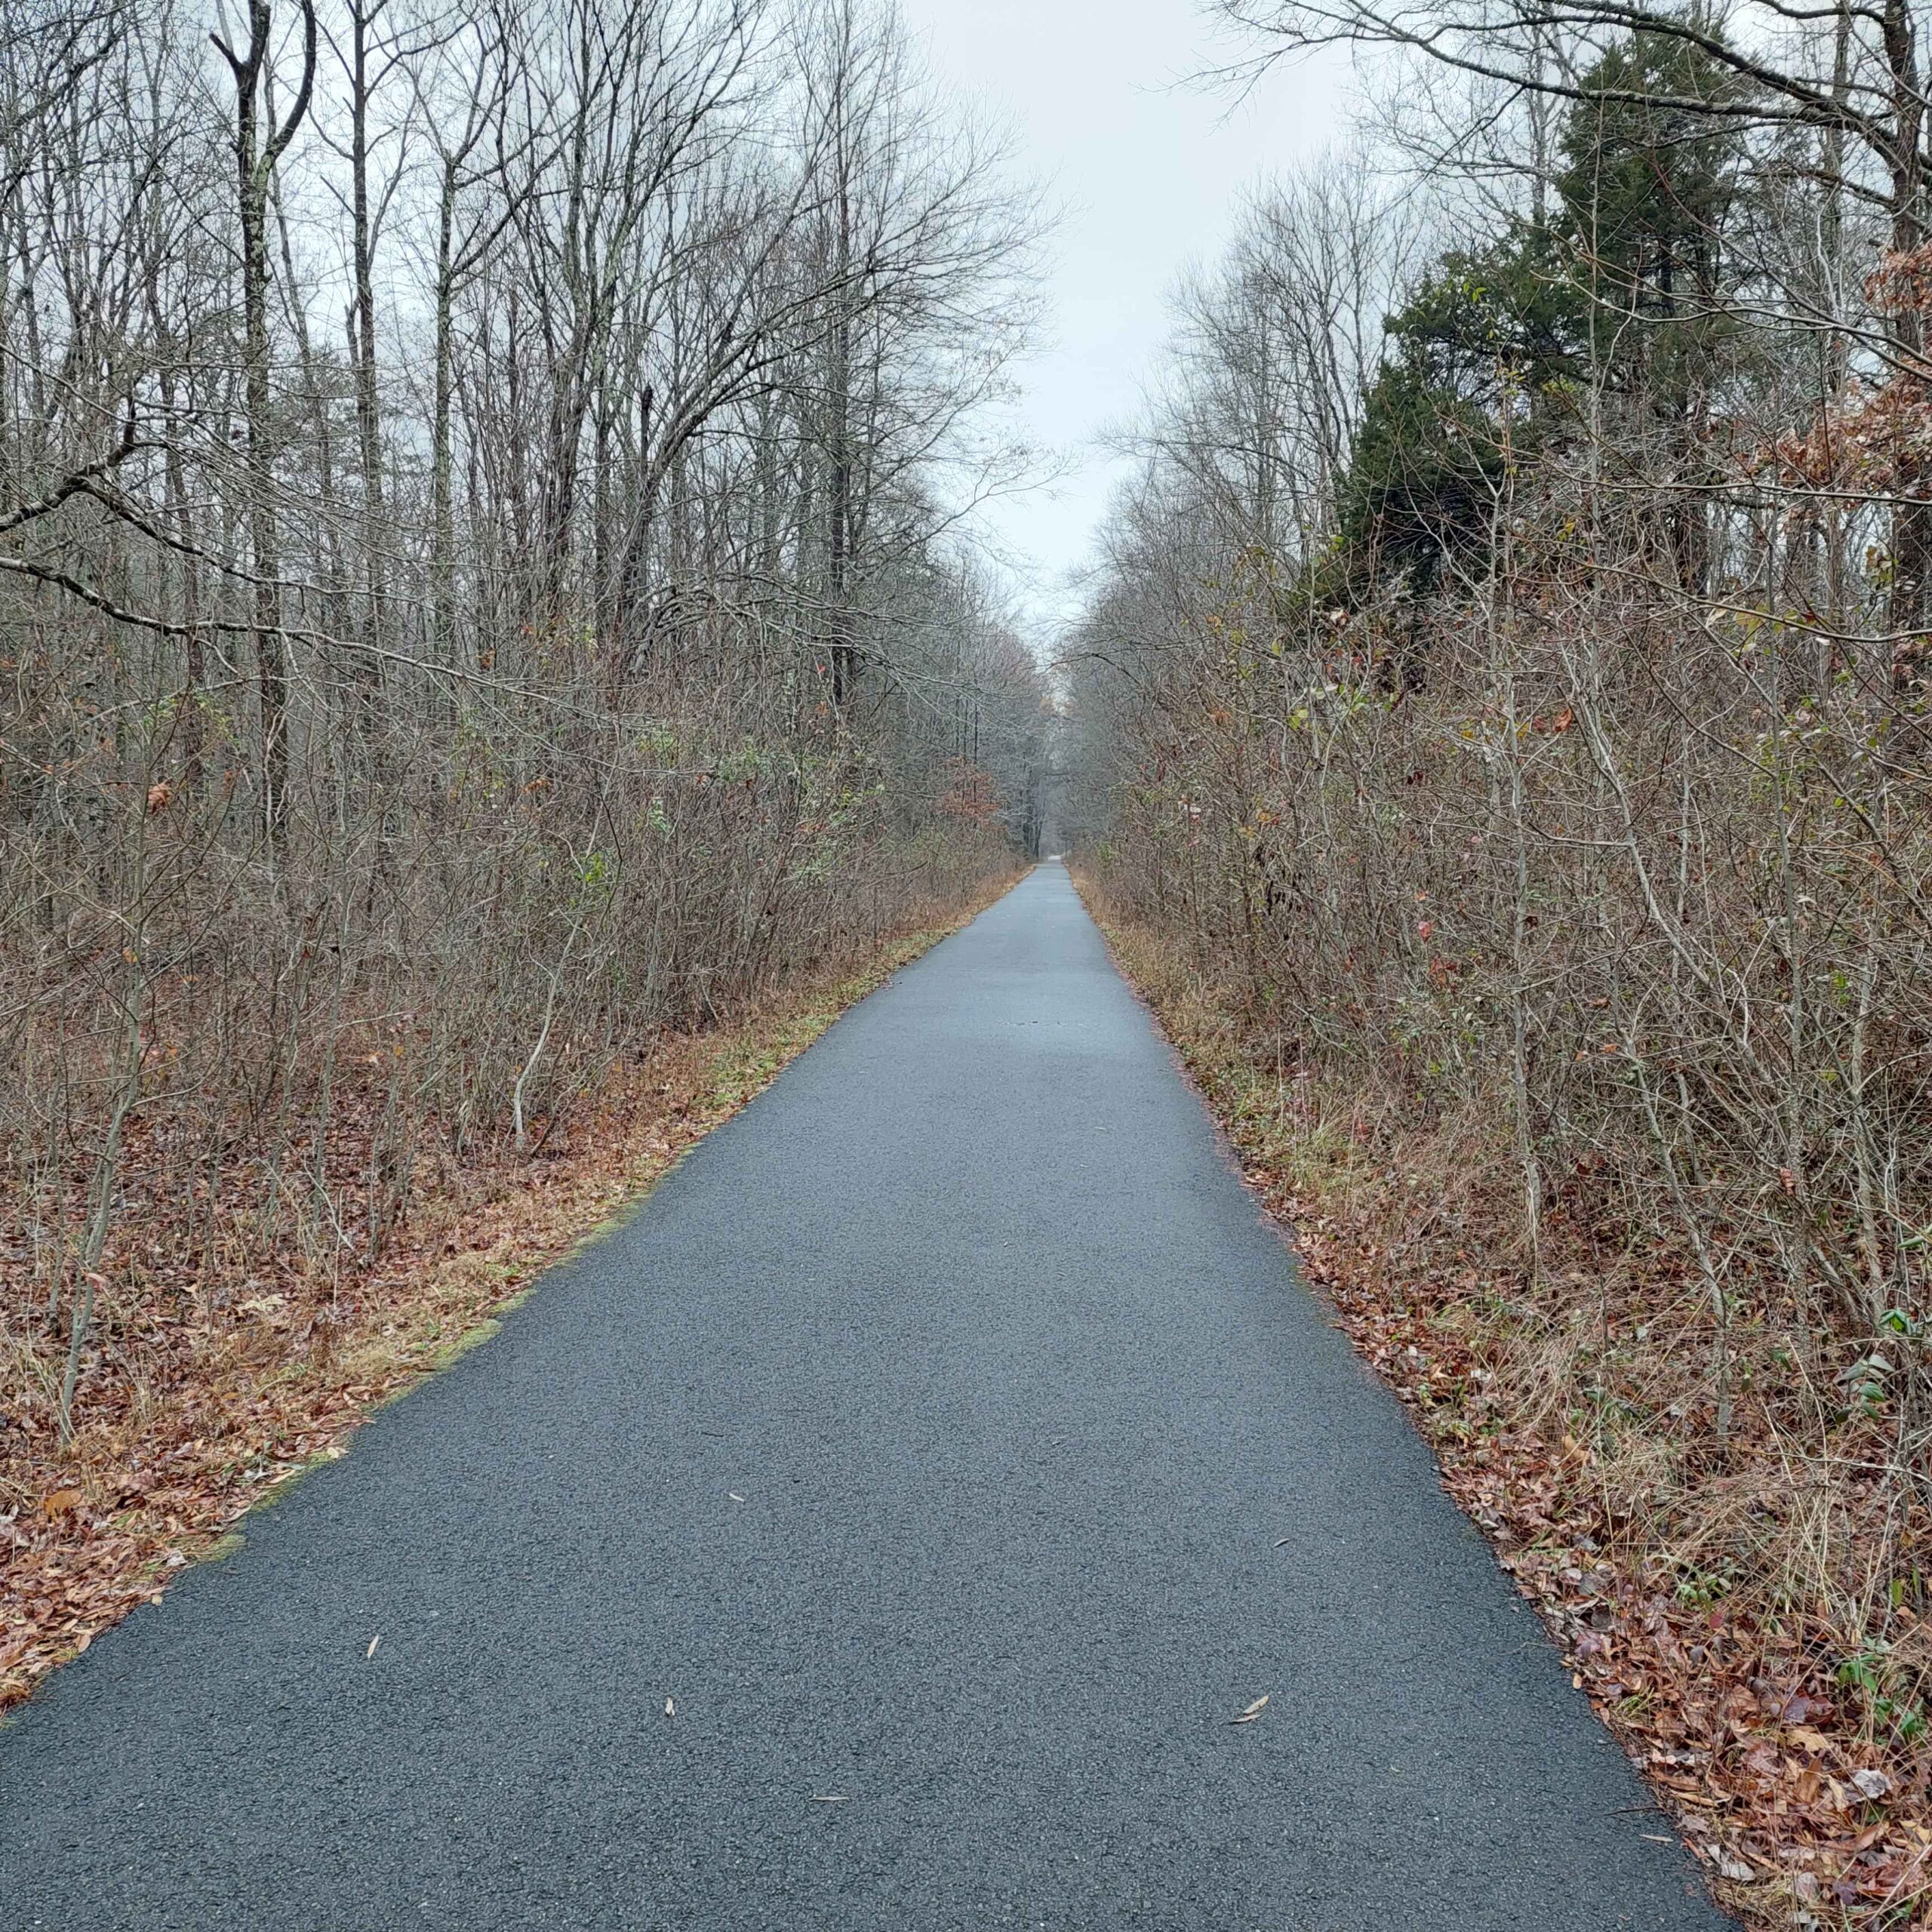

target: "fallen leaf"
[1230,1694,1270,1724]
[41,1490,83,1519]
[1852,1767,1891,1801]
[366,1635,380,1659]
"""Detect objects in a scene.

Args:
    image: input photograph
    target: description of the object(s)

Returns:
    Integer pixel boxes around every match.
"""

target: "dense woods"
[0,0,1052,1459]
[1070,0,1932,1909]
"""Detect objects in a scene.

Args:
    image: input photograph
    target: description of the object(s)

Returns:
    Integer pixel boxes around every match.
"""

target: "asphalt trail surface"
[1,865,1728,1930]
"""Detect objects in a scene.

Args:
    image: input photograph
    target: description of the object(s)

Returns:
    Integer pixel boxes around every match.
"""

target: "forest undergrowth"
[1084,878,1932,1932]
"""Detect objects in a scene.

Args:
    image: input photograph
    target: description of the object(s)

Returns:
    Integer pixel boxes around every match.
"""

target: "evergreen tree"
[1333,16,1747,602]
[1555,22,1746,405]
[1336,229,1584,598]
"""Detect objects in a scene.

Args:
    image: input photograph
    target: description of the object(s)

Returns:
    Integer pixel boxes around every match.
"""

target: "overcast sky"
[894,0,1347,637]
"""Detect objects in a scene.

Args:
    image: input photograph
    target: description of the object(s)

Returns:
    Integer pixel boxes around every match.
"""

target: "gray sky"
[894,0,1346,633]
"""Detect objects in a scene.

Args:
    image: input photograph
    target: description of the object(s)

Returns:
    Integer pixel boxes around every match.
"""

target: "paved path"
[1,866,1727,1930]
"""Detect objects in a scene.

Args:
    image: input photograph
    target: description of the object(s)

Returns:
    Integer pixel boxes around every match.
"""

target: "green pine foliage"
[1331,18,1747,605]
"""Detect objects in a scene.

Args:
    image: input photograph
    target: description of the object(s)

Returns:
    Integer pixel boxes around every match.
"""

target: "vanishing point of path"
[1,866,1727,1930]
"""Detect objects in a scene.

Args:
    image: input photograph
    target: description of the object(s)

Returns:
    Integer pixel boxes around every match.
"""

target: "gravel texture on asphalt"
[0,863,1730,1930]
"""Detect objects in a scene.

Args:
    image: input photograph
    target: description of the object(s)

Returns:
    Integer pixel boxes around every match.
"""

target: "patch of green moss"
[245,1446,347,1515]
[429,1315,500,1367]
[571,1181,669,1252]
